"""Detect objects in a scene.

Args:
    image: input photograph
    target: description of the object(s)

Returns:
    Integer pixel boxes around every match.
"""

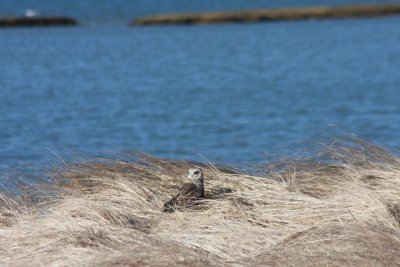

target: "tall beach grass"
[1,138,400,266]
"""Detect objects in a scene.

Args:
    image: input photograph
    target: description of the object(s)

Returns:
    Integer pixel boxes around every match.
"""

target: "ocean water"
[0,16,400,175]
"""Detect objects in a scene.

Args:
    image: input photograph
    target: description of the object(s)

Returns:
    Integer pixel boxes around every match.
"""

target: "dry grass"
[132,4,400,26]
[1,139,400,266]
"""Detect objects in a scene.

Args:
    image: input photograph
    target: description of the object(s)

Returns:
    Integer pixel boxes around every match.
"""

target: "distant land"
[0,16,77,27]
[1,0,400,25]
[132,3,400,26]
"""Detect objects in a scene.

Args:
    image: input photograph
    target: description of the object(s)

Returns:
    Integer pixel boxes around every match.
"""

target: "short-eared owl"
[163,168,204,212]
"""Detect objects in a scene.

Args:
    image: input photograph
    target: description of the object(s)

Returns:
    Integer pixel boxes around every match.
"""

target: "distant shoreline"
[0,16,78,27]
[132,3,400,26]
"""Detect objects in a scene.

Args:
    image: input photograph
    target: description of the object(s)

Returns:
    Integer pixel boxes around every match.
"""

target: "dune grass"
[132,4,400,26]
[1,138,400,266]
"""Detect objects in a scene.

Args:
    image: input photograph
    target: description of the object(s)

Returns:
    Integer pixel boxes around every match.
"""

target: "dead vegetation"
[132,4,400,26]
[0,139,400,266]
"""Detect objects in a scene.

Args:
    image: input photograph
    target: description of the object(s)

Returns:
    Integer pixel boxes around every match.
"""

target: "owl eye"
[193,171,199,175]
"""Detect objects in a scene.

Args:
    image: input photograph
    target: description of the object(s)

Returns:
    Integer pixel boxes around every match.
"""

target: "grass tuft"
[1,139,400,266]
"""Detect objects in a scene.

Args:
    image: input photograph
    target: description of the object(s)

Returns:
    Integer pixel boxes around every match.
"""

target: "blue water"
[1,17,400,174]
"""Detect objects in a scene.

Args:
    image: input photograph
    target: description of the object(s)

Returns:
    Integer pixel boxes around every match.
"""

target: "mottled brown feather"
[163,183,199,212]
